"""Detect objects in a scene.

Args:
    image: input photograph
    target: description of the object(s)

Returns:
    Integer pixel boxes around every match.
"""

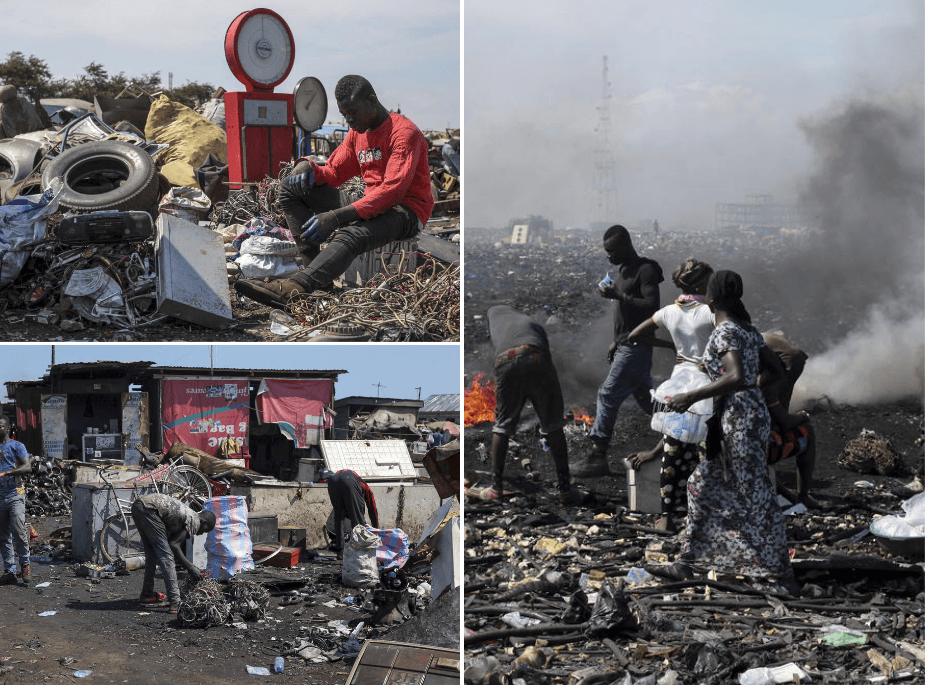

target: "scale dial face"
[225,9,295,91]
[293,77,328,132]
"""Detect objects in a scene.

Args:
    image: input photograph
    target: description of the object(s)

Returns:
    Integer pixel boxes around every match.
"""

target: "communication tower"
[593,56,617,228]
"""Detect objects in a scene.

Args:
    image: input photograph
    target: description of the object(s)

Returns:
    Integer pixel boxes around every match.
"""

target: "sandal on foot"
[140,592,168,604]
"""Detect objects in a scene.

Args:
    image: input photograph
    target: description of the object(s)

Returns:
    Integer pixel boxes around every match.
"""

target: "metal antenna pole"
[593,55,617,228]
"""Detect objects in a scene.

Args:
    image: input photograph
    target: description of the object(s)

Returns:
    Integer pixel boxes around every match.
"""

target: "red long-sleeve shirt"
[306,112,434,226]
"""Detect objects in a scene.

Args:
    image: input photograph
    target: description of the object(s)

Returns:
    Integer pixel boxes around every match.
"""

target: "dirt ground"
[0,534,432,685]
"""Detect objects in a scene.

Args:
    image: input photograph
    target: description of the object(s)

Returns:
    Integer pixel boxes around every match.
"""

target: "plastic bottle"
[273,657,284,673]
[598,272,612,290]
[540,438,550,452]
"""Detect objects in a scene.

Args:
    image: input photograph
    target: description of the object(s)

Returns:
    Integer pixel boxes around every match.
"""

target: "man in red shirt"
[234,74,434,309]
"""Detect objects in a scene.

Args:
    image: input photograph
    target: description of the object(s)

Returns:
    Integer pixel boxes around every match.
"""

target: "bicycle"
[95,449,213,564]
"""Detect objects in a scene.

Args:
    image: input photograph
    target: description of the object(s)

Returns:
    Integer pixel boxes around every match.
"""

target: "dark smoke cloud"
[789,96,924,405]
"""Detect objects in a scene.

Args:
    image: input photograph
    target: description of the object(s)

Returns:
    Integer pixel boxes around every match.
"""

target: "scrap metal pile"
[215,164,460,342]
[278,255,460,342]
[463,487,924,685]
[178,576,271,628]
[1,94,460,338]
[23,454,72,517]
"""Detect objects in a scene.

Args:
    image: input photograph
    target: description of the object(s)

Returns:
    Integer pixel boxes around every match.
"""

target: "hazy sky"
[0,0,460,131]
[465,0,924,230]
[0,344,460,403]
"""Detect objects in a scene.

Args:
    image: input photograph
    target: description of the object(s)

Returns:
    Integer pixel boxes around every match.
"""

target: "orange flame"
[570,411,595,426]
[464,373,496,426]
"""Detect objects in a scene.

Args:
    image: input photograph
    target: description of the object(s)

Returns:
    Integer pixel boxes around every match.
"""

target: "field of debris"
[462,232,924,685]
[0,97,460,343]
[0,512,458,684]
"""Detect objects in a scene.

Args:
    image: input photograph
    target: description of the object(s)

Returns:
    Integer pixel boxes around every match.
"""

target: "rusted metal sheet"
[344,640,459,685]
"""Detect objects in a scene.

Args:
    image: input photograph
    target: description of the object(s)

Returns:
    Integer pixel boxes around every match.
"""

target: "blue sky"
[0,344,461,402]
[0,0,460,131]
[465,0,924,230]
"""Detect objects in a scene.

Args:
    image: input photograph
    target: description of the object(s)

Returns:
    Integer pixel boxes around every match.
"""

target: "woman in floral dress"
[665,270,798,595]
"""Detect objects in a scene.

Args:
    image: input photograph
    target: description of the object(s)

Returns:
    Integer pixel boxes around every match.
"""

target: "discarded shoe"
[0,571,17,585]
[140,592,168,604]
[19,564,30,585]
[233,278,307,309]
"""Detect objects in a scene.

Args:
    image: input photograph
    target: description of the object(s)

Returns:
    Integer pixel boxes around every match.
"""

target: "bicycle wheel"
[99,514,143,564]
[164,466,212,511]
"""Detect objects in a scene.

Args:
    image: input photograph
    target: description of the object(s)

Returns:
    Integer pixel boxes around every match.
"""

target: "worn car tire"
[42,140,158,212]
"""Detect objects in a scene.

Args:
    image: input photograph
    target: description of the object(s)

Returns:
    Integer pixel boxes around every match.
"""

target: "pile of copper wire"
[177,575,270,627]
[286,253,460,342]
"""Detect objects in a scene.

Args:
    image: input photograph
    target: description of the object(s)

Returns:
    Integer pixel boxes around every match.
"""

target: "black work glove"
[282,168,315,197]
[301,212,338,244]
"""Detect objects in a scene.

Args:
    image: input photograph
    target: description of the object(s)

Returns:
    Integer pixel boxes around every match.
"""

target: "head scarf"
[707,270,752,323]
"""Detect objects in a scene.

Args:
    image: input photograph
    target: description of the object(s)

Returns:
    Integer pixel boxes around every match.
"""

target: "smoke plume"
[790,95,924,407]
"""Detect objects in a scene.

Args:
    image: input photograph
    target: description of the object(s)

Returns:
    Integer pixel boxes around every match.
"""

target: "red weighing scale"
[224,8,296,187]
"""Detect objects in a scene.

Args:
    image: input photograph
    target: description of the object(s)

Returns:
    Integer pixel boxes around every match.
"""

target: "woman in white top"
[626,259,714,531]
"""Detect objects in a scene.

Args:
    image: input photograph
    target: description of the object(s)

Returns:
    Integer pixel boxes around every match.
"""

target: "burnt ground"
[462,232,925,683]
[0,523,450,685]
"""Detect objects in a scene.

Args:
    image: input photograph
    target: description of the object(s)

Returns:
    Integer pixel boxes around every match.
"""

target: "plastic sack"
[145,95,227,166]
[235,235,300,279]
[650,362,713,443]
[204,495,255,580]
[901,492,925,531]
[586,581,636,637]
[341,524,380,588]
[370,527,410,569]
[0,179,63,287]
[158,186,211,223]
[871,492,926,539]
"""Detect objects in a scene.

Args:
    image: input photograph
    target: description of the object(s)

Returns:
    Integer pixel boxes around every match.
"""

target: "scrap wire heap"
[287,253,461,342]
[177,576,270,628]
[210,162,294,228]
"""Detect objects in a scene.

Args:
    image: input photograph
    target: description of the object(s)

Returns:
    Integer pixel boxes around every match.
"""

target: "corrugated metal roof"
[421,394,460,412]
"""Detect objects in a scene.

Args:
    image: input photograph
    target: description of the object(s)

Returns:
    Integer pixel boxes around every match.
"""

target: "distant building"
[419,394,460,425]
[508,216,553,244]
[715,194,813,233]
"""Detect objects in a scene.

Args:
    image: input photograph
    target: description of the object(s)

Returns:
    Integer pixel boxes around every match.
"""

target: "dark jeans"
[589,342,654,446]
[131,500,180,604]
[326,472,367,550]
[277,170,421,290]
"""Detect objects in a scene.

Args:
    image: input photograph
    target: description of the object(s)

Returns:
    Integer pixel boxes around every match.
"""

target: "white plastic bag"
[650,362,713,443]
[235,235,300,279]
[0,179,63,287]
[341,524,380,588]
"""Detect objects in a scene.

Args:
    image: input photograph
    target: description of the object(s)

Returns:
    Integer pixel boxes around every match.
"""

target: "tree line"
[0,51,215,111]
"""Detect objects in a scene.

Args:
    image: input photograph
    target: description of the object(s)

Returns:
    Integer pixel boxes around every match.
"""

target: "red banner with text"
[161,378,250,457]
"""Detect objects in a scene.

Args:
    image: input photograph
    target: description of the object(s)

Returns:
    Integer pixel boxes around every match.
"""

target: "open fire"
[464,373,496,426]
[463,374,596,428]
